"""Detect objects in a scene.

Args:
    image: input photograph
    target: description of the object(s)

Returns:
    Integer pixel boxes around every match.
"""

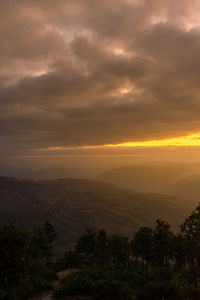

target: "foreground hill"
[0,177,191,252]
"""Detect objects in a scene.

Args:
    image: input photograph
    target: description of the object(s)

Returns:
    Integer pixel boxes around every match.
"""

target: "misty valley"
[1,163,200,251]
[1,163,200,299]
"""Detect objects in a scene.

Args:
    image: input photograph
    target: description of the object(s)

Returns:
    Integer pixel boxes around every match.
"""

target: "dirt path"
[29,269,78,300]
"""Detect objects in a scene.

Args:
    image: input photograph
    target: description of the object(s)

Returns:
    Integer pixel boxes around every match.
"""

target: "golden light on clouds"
[114,132,200,148]
[40,131,200,152]
[2,0,200,164]
[119,87,132,95]
[112,47,130,57]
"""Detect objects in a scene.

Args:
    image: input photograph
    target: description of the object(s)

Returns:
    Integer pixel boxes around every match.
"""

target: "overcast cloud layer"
[1,0,200,158]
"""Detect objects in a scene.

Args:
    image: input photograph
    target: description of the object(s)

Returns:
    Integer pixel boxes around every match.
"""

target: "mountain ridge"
[0,176,193,252]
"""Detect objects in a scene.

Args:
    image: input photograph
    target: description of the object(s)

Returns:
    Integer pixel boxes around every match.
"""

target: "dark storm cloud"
[1,0,200,155]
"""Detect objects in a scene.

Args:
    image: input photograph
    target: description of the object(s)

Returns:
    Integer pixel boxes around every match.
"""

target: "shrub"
[53,268,130,300]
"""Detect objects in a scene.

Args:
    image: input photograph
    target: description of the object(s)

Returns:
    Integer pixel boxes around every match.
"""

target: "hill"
[170,175,200,208]
[0,165,91,180]
[0,177,192,252]
[96,164,190,194]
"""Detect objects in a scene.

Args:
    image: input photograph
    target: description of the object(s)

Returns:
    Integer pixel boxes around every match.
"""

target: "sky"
[1,0,200,167]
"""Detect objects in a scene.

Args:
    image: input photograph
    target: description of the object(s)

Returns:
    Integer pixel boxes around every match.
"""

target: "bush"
[53,268,130,300]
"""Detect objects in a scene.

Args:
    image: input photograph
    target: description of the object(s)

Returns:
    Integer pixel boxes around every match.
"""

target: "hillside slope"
[0,177,191,252]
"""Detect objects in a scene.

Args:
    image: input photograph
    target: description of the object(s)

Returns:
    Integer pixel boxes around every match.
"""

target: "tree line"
[1,205,200,299]
[57,205,200,299]
[0,220,57,299]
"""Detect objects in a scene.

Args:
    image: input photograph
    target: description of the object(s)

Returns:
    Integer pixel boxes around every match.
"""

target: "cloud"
[1,0,200,159]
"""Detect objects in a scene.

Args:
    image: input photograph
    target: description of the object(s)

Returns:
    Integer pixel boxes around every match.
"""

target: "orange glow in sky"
[39,131,200,152]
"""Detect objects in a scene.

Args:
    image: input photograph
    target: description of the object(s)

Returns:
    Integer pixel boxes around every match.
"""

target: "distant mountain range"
[170,175,200,205]
[0,165,91,180]
[97,164,188,193]
[0,176,194,253]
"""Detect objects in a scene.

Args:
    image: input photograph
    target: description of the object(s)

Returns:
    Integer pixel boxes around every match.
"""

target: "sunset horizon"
[1,0,200,166]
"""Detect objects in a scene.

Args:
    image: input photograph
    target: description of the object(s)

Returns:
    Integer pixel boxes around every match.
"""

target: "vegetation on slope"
[1,205,200,299]
[0,220,57,299]
[0,176,189,253]
[55,205,200,299]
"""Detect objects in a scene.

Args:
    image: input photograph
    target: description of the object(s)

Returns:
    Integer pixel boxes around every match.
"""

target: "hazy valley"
[1,163,200,253]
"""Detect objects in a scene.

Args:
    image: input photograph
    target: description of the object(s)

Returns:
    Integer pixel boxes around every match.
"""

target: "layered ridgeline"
[96,164,198,193]
[170,175,200,203]
[96,163,200,210]
[0,176,194,252]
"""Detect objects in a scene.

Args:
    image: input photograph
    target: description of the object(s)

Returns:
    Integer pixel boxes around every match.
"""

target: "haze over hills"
[23,167,91,180]
[0,164,93,180]
[96,163,200,195]
[0,176,193,253]
[1,162,200,253]
[170,175,200,205]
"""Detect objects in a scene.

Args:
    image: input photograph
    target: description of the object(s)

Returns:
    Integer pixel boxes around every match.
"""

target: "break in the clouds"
[1,0,200,157]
